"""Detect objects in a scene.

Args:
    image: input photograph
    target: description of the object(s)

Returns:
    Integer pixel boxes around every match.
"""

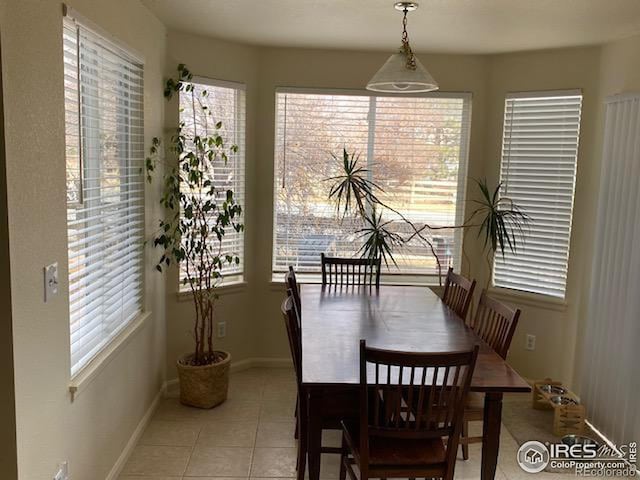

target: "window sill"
[488,287,568,312]
[270,273,444,291]
[177,281,248,301]
[68,310,152,402]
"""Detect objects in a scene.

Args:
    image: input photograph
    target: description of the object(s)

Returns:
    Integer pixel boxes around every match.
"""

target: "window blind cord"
[282,94,287,189]
[76,24,84,205]
[503,99,514,195]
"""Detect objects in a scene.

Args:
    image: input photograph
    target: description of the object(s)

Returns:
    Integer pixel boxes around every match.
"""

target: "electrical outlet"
[217,321,226,338]
[53,462,68,480]
[525,334,536,351]
[44,262,59,302]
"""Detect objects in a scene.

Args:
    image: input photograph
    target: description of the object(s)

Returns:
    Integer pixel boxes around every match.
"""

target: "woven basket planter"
[176,351,231,409]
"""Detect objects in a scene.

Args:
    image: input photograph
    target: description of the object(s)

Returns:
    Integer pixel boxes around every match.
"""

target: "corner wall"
[163,34,614,389]
[162,32,620,389]
[1,1,166,478]
[162,35,492,373]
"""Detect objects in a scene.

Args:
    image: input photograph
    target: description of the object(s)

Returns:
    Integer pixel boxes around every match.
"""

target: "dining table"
[300,283,531,480]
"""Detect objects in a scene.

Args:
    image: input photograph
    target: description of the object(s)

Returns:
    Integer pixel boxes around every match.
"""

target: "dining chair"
[460,291,520,460]
[442,267,476,321]
[283,278,302,439]
[339,340,479,480]
[321,253,382,287]
[281,294,358,480]
[285,266,301,316]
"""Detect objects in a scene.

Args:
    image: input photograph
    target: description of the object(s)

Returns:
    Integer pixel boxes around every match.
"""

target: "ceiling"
[142,0,640,54]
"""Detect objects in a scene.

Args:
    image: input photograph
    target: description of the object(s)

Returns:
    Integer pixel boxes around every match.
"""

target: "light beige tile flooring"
[119,367,588,480]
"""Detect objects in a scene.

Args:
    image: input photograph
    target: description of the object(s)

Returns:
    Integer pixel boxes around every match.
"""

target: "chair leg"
[295,394,307,480]
[462,419,470,460]
[339,434,347,480]
[294,396,299,439]
[296,419,306,480]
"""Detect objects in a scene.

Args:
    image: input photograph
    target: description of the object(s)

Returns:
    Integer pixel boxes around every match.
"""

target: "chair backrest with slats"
[470,291,520,359]
[285,266,301,315]
[358,341,478,471]
[442,267,476,321]
[320,253,381,287]
[281,295,302,386]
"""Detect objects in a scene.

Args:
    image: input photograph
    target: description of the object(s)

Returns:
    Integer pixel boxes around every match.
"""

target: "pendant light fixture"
[367,2,438,93]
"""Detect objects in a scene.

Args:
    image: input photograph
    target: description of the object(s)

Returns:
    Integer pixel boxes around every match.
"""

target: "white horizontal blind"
[494,91,582,298]
[63,17,144,376]
[178,80,246,288]
[273,90,471,280]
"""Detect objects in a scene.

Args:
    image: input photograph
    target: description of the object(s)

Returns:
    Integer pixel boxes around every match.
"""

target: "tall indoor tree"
[146,64,244,408]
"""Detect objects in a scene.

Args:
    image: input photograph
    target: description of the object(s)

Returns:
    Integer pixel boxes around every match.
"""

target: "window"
[493,91,582,298]
[63,15,144,375]
[272,89,472,282]
[178,79,246,287]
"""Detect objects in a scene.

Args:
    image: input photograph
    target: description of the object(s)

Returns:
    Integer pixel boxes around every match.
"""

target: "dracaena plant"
[468,178,529,283]
[146,64,244,366]
[327,148,529,285]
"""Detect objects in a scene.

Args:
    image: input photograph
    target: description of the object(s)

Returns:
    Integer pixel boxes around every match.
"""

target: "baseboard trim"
[164,356,292,392]
[105,386,163,480]
[232,356,292,371]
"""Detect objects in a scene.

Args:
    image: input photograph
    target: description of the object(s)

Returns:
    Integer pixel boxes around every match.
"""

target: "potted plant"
[146,64,244,408]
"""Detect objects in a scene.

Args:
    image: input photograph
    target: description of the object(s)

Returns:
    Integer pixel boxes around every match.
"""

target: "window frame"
[271,87,473,285]
[177,76,247,291]
[492,89,583,300]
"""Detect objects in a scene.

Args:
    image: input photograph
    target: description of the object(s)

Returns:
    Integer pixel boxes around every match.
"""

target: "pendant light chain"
[400,8,417,71]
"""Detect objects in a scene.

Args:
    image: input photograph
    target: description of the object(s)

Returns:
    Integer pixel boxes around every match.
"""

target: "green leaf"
[468,177,530,256]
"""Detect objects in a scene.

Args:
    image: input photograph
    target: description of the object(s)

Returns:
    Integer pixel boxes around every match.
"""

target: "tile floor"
[119,367,592,480]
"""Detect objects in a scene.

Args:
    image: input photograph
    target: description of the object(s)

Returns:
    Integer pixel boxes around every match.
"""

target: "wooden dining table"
[300,284,530,480]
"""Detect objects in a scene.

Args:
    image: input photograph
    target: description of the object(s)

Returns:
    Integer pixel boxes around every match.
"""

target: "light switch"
[44,262,59,302]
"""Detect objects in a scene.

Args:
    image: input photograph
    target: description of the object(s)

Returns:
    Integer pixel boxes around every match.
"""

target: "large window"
[493,91,582,298]
[63,15,144,375]
[273,89,472,282]
[178,79,246,287]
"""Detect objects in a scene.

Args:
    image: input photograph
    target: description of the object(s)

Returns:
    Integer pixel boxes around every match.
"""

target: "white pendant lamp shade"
[366,52,438,93]
[367,2,438,94]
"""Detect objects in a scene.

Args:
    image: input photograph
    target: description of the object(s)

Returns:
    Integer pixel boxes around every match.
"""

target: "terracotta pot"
[176,351,231,409]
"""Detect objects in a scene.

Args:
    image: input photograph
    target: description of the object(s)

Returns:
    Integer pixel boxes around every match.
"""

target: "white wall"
[1,0,166,478]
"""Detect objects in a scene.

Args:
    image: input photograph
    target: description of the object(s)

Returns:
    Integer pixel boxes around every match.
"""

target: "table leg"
[481,392,503,480]
[307,388,322,480]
